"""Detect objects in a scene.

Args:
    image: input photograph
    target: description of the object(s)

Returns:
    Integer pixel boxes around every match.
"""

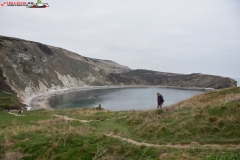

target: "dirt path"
[8,112,25,116]
[105,134,240,150]
[52,114,240,150]
[53,114,127,123]
[53,114,93,123]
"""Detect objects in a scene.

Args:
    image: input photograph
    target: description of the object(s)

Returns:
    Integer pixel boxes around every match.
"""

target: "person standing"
[157,93,164,109]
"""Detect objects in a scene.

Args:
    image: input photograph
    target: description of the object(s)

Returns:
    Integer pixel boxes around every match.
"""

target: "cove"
[48,87,205,111]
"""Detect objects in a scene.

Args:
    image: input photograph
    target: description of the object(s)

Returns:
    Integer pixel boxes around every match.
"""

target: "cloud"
[0,0,239,78]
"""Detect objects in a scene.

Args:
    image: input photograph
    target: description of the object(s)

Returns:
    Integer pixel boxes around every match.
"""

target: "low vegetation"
[0,87,240,159]
[0,91,22,110]
[0,68,23,110]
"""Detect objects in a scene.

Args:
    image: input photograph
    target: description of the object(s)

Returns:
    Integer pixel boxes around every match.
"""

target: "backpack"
[161,95,164,103]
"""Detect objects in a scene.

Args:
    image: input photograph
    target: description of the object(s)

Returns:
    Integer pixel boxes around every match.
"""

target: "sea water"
[48,87,205,111]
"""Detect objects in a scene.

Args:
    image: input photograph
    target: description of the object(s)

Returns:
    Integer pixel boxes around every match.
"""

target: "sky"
[0,0,240,78]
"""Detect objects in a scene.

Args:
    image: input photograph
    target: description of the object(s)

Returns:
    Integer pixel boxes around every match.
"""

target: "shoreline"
[26,85,214,110]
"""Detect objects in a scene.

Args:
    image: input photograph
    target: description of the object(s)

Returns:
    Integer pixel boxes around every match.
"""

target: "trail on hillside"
[53,114,92,122]
[8,112,25,116]
[53,114,127,123]
[50,114,240,150]
[105,134,240,150]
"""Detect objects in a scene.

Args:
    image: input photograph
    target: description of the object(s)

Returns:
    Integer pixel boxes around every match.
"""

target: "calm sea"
[48,87,204,111]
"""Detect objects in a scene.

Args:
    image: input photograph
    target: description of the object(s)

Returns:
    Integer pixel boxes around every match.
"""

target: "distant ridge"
[123,70,237,89]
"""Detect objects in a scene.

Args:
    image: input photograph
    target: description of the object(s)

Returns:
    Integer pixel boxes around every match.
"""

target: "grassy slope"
[0,87,240,160]
[120,88,240,144]
[0,91,22,110]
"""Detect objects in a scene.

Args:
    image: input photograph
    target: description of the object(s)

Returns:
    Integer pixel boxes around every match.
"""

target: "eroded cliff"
[0,36,136,101]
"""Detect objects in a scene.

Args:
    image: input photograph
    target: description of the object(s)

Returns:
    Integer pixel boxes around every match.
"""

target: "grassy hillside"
[0,67,23,110]
[0,87,240,160]
[0,91,22,110]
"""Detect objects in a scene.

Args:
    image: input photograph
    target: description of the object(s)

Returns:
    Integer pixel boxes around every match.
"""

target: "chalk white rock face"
[22,86,35,99]
[55,71,85,87]
[38,80,49,93]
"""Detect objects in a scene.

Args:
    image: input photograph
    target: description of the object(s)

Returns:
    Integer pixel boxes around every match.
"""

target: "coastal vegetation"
[0,67,23,110]
[0,91,22,110]
[0,87,240,159]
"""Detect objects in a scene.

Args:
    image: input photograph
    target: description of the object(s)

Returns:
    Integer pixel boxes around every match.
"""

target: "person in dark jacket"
[157,93,163,109]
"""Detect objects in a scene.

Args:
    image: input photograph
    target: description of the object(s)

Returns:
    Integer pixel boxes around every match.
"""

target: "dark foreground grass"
[0,87,240,159]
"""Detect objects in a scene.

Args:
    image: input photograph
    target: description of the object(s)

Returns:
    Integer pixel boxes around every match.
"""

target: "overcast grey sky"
[1,0,240,78]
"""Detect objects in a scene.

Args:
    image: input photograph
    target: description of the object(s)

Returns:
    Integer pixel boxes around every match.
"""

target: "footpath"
[8,112,240,150]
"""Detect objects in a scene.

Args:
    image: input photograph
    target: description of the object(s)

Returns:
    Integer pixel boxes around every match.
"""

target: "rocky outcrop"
[0,35,237,102]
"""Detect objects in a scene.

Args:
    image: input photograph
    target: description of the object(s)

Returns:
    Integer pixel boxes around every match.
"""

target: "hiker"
[98,104,101,110]
[18,110,22,114]
[157,93,164,109]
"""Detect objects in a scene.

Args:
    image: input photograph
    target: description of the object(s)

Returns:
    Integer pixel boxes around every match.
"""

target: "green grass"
[0,91,22,110]
[203,153,240,160]
[118,99,240,145]
[1,87,240,159]
[47,108,128,121]
[0,111,15,125]
[0,110,55,125]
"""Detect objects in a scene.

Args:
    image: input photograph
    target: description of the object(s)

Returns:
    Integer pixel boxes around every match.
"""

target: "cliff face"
[0,36,134,100]
[123,70,237,89]
[0,35,237,102]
